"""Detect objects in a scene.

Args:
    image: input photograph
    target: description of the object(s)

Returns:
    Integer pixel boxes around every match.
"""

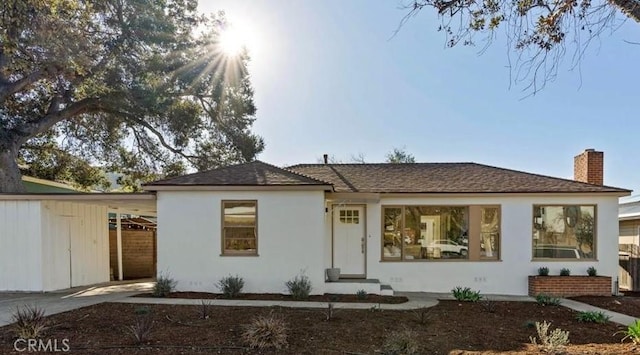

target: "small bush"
[538,267,550,276]
[576,311,610,324]
[126,314,153,344]
[356,289,368,300]
[536,294,561,306]
[242,313,288,350]
[152,273,176,297]
[618,319,640,345]
[587,266,597,277]
[413,307,431,325]
[382,329,419,355]
[217,274,245,298]
[323,302,339,321]
[481,298,497,313]
[559,268,571,276]
[530,321,570,354]
[197,300,212,320]
[285,273,312,300]
[12,305,48,339]
[451,286,481,302]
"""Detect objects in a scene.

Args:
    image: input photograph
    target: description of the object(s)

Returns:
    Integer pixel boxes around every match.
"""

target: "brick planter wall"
[528,276,612,297]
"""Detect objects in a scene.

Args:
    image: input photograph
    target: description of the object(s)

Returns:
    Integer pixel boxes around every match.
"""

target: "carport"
[0,193,156,291]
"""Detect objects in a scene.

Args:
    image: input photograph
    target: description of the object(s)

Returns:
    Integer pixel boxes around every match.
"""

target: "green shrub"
[12,305,48,339]
[356,289,368,300]
[242,313,288,350]
[575,311,610,324]
[538,267,550,276]
[618,320,640,345]
[152,273,176,297]
[529,321,570,353]
[587,266,597,276]
[285,273,312,300]
[451,286,481,302]
[560,268,571,276]
[536,294,561,306]
[381,329,419,355]
[217,274,245,298]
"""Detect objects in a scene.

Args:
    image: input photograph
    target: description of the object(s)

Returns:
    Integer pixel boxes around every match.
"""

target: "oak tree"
[0,0,264,192]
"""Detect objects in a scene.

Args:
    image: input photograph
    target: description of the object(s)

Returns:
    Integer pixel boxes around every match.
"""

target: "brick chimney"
[574,149,604,185]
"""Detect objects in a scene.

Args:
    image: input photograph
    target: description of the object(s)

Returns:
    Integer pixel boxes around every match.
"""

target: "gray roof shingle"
[145,161,330,187]
[287,163,630,194]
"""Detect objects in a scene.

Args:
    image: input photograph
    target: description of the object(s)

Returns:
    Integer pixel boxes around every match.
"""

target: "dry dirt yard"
[1,300,638,354]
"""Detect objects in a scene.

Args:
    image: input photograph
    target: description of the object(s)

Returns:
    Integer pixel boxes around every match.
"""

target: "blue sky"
[201,1,640,194]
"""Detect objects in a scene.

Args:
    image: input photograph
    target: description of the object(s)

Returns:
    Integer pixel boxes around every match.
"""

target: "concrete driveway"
[0,280,153,327]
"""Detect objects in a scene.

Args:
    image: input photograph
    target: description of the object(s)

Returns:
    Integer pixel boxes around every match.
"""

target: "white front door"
[333,206,365,277]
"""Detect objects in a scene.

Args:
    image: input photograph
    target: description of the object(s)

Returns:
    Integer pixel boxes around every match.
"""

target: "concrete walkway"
[560,298,639,326]
[117,291,440,310]
[0,280,153,327]
[116,292,533,310]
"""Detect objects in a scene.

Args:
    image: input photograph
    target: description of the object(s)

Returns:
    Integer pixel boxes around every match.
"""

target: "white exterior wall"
[356,195,619,295]
[40,201,110,291]
[0,201,43,291]
[157,190,326,294]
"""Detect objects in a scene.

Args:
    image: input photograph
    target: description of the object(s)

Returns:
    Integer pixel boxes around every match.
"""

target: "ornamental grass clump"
[12,305,48,339]
[617,319,640,345]
[242,313,288,350]
[381,329,419,355]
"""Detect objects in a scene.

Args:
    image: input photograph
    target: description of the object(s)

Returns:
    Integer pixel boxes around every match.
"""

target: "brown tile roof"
[287,163,630,194]
[145,161,331,187]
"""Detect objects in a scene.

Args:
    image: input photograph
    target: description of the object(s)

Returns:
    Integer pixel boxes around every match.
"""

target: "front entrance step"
[380,284,394,296]
[324,279,394,296]
[325,278,380,295]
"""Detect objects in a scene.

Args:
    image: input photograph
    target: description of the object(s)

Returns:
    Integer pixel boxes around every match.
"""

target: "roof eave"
[142,184,334,192]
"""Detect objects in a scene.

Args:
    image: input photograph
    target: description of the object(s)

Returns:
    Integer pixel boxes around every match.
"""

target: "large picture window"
[222,201,257,255]
[532,205,596,260]
[383,206,469,260]
[382,205,501,261]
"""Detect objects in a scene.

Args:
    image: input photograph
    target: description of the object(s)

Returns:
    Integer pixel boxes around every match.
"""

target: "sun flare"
[219,26,248,56]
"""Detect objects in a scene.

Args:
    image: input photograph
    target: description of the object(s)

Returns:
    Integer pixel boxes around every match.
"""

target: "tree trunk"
[0,145,25,193]
[612,0,640,23]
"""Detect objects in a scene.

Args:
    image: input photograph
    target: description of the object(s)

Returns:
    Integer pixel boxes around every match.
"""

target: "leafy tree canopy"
[0,0,264,192]
[385,147,416,163]
[403,0,639,93]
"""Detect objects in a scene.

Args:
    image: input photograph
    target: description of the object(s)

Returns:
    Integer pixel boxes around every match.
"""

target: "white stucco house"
[143,149,630,296]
